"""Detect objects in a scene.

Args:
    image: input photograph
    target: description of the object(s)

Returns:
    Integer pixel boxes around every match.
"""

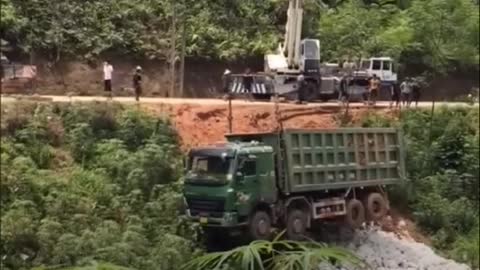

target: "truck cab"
[184,142,277,233]
[359,57,397,83]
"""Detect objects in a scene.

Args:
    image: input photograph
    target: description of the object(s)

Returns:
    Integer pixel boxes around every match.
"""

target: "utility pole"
[179,0,186,98]
[170,0,177,97]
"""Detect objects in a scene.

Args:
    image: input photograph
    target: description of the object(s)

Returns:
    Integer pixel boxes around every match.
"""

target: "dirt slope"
[143,103,352,150]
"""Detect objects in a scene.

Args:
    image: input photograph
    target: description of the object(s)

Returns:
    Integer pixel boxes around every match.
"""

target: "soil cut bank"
[142,103,356,150]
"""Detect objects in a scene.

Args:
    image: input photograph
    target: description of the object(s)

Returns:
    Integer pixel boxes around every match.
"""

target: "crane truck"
[183,128,405,240]
[225,0,398,103]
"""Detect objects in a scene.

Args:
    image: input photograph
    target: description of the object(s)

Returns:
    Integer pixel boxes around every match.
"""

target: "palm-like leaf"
[181,236,368,270]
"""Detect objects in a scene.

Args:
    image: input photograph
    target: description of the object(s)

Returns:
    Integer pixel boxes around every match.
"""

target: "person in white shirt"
[400,78,412,108]
[103,61,114,97]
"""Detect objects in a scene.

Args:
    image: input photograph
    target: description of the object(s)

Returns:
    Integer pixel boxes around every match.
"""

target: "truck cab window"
[240,160,256,176]
[382,61,391,71]
[372,60,381,70]
[361,60,370,69]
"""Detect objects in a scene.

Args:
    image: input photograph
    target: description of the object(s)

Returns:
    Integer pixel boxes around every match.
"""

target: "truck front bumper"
[186,210,246,227]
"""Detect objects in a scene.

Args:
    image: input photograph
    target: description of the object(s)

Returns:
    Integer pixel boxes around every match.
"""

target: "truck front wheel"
[345,199,365,229]
[286,209,308,241]
[249,211,272,240]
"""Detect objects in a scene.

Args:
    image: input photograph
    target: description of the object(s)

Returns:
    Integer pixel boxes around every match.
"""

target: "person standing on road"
[400,78,412,108]
[296,74,307,104]
[368,74,381,106]
[411,77,421,108]
[389,82,401,109]
[243,68,254,101]
[133,66,142,102]
[222,69,232,99]
[340,76,350,103]
[103,61,114,99]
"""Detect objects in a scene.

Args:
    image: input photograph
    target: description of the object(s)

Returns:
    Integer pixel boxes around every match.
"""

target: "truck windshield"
[361,60,370,69]
[186,155,232,184]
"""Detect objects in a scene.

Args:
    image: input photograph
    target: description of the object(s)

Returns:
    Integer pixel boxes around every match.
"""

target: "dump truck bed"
[226,128,405,194]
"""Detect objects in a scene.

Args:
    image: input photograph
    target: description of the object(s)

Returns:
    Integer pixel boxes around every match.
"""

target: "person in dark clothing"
[243,68,254,101]
[222,69,231,94]
[221,69,232,100]
[297,74,307,104]
[133,66,142,102]
[339,76,350,103]
[390,82,401,108]
[411,78,421,108]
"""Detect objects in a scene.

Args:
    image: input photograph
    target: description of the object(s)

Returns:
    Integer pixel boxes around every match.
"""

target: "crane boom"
[284,0,303,68]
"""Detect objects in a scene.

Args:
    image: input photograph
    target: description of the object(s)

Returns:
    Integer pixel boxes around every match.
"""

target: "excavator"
[225,0,398,103]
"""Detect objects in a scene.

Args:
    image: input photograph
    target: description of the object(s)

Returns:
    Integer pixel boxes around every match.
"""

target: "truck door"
[234,153,277,216]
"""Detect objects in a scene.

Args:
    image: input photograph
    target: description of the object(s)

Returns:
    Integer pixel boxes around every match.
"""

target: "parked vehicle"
[183,128,406,240]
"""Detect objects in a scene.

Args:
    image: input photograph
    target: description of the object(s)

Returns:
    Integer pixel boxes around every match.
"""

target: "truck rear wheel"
[249,211,272,240]
[286,209,308,241]
[345,199,365,229]
[364,193,388,221]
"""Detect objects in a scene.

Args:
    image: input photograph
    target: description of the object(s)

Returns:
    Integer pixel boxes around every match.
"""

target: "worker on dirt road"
[368,74,381,106]
[340,76,350,103]
[296,74,307,104]
[411,77,421,108]
[243,68,254,101]
[222,69,232,100]
[103,61,114,99]
[133,66,142,102]
[400,78,412,108]
[390,82,401,109]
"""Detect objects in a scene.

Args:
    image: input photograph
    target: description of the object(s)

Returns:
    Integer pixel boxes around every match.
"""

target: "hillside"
[0,101,478,269]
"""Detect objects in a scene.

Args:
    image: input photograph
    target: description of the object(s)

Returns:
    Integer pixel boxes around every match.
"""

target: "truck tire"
[286,209,308,241]
[249,211,272,240]
[345,199,365,229]
[364,193,388,221]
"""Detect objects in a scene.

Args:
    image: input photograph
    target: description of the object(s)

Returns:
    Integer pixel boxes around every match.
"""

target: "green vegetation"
[1,102,360,270]
[1,101,478,268]
[1,0,478,74]
[346,106,480,268]
[182,237,366,270]
[0,102,201,270]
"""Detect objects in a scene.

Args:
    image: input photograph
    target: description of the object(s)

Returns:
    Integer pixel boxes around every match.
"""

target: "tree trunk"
[179,4,186,98]
[170,0,177,97]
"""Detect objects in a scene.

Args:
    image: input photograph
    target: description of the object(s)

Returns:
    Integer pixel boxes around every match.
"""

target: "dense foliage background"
[1,0,478,74]
[0,102,202,270]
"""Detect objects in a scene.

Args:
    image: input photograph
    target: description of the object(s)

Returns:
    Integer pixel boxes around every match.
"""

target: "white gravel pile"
[341,228,471,270]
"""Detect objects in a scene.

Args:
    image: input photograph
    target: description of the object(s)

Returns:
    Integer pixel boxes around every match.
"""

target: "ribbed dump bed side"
[282,128,405,193]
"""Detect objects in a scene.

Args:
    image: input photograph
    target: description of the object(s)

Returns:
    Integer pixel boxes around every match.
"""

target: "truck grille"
[186,198,225,217]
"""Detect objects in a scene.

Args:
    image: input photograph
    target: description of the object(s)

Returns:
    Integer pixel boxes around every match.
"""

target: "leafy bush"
[0,102,199,270]
[182,237,366,270]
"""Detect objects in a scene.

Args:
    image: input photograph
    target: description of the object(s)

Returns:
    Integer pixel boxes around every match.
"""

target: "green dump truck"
[183,128,405,240]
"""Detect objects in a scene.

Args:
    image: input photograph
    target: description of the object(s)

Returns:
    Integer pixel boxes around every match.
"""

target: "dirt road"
[0,94,475,108]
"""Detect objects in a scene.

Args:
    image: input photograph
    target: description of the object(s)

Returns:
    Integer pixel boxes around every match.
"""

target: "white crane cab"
[299,39,321,75]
